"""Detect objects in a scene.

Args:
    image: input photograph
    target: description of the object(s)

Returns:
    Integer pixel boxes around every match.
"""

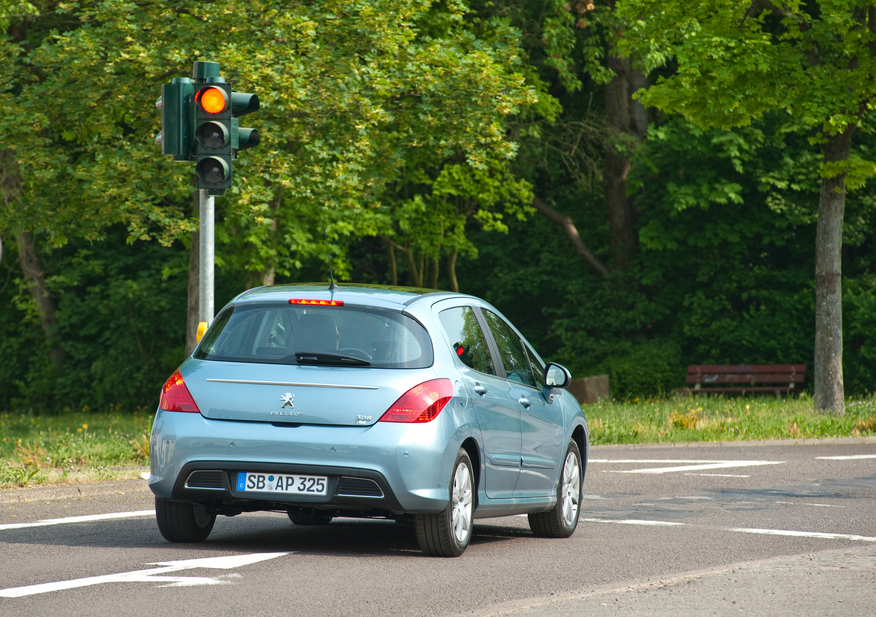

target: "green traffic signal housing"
[159,62,261,196]
[194,82,233,194]
[157,77,194,161]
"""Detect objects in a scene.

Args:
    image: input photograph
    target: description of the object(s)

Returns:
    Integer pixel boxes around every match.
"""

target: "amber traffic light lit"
[197,87,227,114]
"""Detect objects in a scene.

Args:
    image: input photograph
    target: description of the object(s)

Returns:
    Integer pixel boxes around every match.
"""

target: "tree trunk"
[262,195,280,287]
[813,128,854,415]
[388,242,398,286]
[604,4,650,272]
[603,51,645,272]
[447,248,459,293]
[17,231,66,368]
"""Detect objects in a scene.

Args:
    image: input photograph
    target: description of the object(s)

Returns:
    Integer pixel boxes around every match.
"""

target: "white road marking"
[590,459,784,475]
[582,518,684,527]
[0,552,289,598]
[584,518,876,543]
[685,473,750,478]
[815,455,876,460]
[591,459,723,464]
[0,510,155,531]
[609,461,784,475]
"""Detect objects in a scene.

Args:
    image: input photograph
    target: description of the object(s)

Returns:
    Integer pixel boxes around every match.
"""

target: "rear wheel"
[528,441,582,538]
[287,511,333,525]
[155,497,216,542]
[414,449,474,557]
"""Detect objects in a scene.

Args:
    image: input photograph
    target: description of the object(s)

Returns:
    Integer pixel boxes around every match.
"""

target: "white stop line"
[0,552,289,598]
[589,459,785,475]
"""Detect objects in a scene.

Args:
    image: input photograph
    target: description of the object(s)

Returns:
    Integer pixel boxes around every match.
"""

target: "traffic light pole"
[199,189,215,324]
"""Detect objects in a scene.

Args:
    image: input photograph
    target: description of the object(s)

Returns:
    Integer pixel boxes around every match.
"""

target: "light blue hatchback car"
[149,284,588,556]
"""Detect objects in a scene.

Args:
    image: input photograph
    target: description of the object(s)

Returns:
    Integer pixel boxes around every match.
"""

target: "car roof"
[232,283,467,310]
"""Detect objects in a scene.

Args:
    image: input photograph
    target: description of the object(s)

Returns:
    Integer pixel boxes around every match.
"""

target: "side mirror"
[544,363,572,389]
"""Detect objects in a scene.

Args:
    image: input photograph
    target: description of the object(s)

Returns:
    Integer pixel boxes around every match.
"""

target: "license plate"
[236,472,328,495]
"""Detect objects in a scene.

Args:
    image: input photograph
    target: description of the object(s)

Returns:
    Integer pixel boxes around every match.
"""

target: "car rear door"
[435,304,521,499]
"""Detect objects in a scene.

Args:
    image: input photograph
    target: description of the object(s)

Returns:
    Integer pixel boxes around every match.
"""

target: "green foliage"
[616,0,876,181]
[0,228,191,410]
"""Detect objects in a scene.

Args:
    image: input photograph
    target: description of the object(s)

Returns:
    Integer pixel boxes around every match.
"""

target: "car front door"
[481,310,563,498]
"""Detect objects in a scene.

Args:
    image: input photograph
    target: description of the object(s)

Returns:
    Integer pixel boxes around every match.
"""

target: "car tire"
[155,497,216,542]
[528,440,582,538]
[414,448,475,557]
[287,511,333,525]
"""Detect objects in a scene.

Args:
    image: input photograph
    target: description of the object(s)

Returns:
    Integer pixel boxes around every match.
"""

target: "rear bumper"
[148,407,461,514]
[166,460,405,515]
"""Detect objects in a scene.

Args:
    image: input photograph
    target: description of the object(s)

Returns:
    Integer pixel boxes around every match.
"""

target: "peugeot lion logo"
[280,393,295,408]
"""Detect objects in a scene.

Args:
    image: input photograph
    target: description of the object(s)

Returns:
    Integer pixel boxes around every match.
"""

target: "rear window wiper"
[294,352,371,366]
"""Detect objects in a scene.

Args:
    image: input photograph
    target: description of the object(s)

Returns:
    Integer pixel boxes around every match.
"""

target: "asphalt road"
[1,438,875,617]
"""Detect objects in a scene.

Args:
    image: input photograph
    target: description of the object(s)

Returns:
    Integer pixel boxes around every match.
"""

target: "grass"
[2,394,876,489]
[1,409,153,490]
[587,393,876,445]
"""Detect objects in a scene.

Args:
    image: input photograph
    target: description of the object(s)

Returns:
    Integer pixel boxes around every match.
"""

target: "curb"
[0,478,151,504]
[591,435,876,450]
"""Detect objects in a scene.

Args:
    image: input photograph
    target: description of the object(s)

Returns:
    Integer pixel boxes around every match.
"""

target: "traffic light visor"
[197,87,227,114]
[197,121,229,149]
[197,157,230,185]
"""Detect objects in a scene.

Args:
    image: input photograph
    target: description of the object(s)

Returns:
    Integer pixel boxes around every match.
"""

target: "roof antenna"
[324,229,339,292]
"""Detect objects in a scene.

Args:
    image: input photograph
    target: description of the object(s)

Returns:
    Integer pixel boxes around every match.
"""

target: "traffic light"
[158,62,261,196]
[194,82,233,194]
[230,92,260,156]
[156,77,195,161]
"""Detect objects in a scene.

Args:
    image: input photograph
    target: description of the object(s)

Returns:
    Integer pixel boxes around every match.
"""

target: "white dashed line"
[0,510,154,531]
[815,455,876,460]
[583,518,876,543]
[609,461,784,475]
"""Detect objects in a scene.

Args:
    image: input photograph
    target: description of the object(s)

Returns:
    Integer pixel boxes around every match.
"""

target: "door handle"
[518,396,531,408]
[473,384,487,396]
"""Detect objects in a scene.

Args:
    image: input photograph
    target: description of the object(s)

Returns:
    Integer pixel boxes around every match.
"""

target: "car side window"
[524,343,545,389]
[482,310,537,387]
[438,307,496,376]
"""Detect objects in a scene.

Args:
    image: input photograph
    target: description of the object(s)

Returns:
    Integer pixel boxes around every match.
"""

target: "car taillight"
[160,369,201,413]
[379,379,453,423]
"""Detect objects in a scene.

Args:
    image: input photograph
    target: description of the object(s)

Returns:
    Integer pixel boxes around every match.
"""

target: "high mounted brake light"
[289,299,344,306]
[160,369,201,413]
[378,379,453,423]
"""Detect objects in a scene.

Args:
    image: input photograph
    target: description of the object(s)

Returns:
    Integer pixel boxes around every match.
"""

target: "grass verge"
[3,395,876,489]
[588,393,876,445]
[1,410,153,490]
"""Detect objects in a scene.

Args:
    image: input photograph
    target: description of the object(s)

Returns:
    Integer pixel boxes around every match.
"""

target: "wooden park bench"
[674,364,806,397]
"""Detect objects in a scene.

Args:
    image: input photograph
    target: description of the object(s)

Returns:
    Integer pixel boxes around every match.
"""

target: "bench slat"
[673,386,798,394]
[687,364,806,374]
[686,373,806,385]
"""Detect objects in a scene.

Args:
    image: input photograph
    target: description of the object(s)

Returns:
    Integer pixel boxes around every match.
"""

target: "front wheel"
[155,497,216,542]
[414,449,475,557]
[528,440,582,538]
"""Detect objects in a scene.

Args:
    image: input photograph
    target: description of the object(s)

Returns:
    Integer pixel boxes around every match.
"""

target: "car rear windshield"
[194,303,434,369]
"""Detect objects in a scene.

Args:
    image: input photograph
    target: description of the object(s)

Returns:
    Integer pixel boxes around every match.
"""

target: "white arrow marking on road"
[0,510,155,531]
[590,459,785,474]
[0,552,289,598]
